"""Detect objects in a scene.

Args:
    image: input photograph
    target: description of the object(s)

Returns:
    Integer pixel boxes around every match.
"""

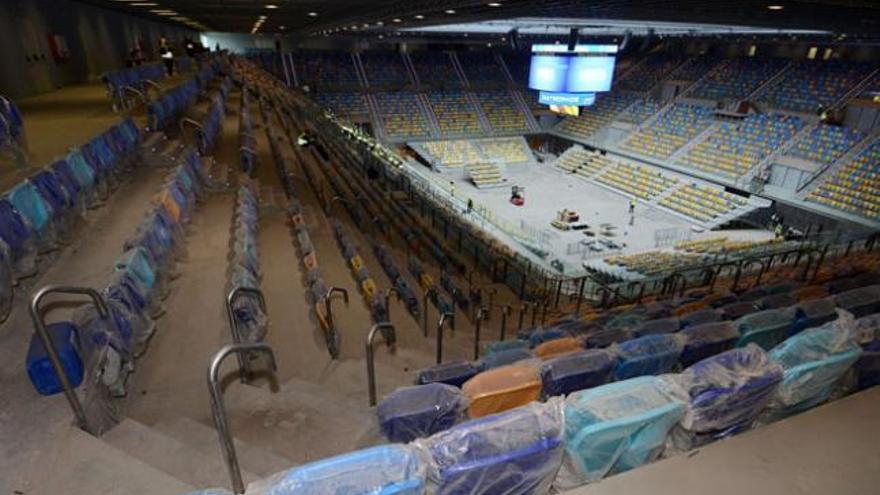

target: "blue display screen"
[528,45,617,93]
[538,91,596,106]
[528,55,570,92]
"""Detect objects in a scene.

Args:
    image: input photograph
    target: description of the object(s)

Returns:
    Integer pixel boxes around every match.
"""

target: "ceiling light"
[392,18,402,23]
[280,25,286,30]
[308,11,318,17]
[445,9,455,14]
[130,2,158,5]
[414,14,424,19]
[376,21,384,26]
[767,4,784,9]
[488,2,502,6]
[265,4,278,9]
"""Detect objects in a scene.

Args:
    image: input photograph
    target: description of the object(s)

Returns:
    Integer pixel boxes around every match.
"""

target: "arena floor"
[410,157,775,278]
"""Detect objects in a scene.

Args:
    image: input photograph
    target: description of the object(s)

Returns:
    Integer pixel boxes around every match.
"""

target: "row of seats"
[604,251,707,277]
[331,218,389,324]
[595,160,679,200]
[674,236,784,255]
[456,51,509,85]
[0,95,26,166]
[475,90,530,133]
[808,138,880,220]
[409,51,463,88]
[407,254,454,317]
[421,137,531,168]
[666,55,723,82]
[621,103,715,160]
[659,182,748,223]
[195,77,232,156]
[477,137,532,164]
[554,146,613,178]
[616,97,662,125]
[239,88,257,177]
[373,92,431,138]
[313,92,370,122]
[756,60,874,113]
[102,63,165,111]
[291,50,361,88]
[427,91,483,136]
[360,51,412,87]
[676,113,805,179]
[618,53,688,92]
[227,185,267,345]
[147,59,223,131]
[467,162,504,188]
[785,123,866,166]
[688,57,789,102]
[372,243,421,318]
[556,92,640,139]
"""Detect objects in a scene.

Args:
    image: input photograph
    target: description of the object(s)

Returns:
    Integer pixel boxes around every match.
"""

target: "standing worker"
[160,44,174,76]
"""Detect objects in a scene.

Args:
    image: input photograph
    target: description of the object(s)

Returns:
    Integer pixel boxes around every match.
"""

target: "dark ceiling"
[82,0,880,37]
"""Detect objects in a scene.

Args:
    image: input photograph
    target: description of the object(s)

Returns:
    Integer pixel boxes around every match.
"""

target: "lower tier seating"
[808,138,880,220]
[595,161,679,200]
[554,146,613,178]
[659,183,748,223]
[467,162,503,188]
[621,103,715,160]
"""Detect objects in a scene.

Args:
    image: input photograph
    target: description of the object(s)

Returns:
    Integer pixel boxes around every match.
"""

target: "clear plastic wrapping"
[480,347,534,370]
[462,364,542,418]
[377,383,467,443]
[248,444,426,495]
[417,361,480,388]
[833,284,880,318]
[734,308,793,350]
[556,376,685,489]
[610,334,684,380]
[540,349,616,397]
[679,321,740,368]
[766,311,863,417]
[666,344,782,437]
[415,399,564,495]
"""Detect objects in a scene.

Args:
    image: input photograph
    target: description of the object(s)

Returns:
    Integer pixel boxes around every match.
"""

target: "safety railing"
[208,342,277,494]
[436,312,454,364]
[225,286,267,383]
[365,322,396,406]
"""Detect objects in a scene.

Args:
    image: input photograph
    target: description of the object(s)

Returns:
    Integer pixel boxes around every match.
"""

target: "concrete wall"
[0,0,195,98]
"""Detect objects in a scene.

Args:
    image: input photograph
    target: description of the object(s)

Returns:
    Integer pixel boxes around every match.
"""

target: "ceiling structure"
[81,0,880,37]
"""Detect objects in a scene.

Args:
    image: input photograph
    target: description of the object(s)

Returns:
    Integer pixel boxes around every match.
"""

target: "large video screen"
[528,44,617,93]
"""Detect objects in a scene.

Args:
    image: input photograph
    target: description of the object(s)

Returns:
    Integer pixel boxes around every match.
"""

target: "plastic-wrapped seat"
[417,361,479,388]
[0,199,37,277]
[855,340,880,390]
[7,182,56,248]
[680,308,720,328]
[759,292,797,310]
[679,321,740,368]
[462,364,542,418]
[377,383,466,443]
[483,339,529,356]
[766,314,862,419]
[584,327,631,348]
[527,328,570,348]
[670,345,782,448]
[735,309,793,350]
[416,400,564,495]
[833,285,880,318]
[634,317,680,337]
[793,297,838,332]
[720,301,759,320]
[540,349,615,397]
[534,337,583,359]
[612,334,683,380]
[480,347,534,370]
[555,376,686,489]
[252,444,426,495]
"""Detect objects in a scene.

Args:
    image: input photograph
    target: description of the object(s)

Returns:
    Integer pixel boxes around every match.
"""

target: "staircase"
[510,89,541,132]
[351,52,369,88]
[450,52,470,87]
[417,93,443,138]
[466,91,494,134]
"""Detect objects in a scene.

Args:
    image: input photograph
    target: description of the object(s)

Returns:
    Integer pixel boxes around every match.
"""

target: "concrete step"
[33,425,195,495]
[216,377,385,464]
[102,418,259,489]
[153,416,294,478]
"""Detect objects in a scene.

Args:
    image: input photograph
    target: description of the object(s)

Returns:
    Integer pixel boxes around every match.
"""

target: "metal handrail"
[436,312,454,364]
[208,343,277,494]
[29,285,111,434]
[324,286,349,330]
[366,322,396,406]
[499,305,511,341]
[225,286,267,383]
[422,287,436,337]
[473,307,489,360]
[180,117,203,137]
[384,287,400,322]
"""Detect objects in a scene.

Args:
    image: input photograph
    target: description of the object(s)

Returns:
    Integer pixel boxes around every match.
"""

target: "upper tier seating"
[313,92,370,121]
[689,57,789,102]
[475,90,529,133]
[292,50,360,88]
[456,51,509,85]
[808,138,880,220]
[554,147,613,178]
[659,182,749,223]
[618,54,688,92]
[502,51,532,85]
[102,63,166,111]
[666,55,724,82]
[595,161,679,200]
[373,92,431,139]
[427,91,482,136]
[784,124,866,165]
[676,113,806,179]
[409,52,462,88]
[616,98,663,125]
[360,51,411,87]
[620,103,714,160]
[556,93,640,139]
[756,60,874,113]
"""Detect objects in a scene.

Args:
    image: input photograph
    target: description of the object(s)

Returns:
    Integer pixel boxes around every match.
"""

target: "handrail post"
[324,286,349,330]
[530,301,538,326]
[384,287,400,322]
[436,312,454,364]
[225,287,267,383]
[29,285,111,434]
[366,322,396,407]
[208,343,277,494]
[473,307,488,360]
[422,288,435,337]
[499,305,511,340]
[517,304,526,331]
